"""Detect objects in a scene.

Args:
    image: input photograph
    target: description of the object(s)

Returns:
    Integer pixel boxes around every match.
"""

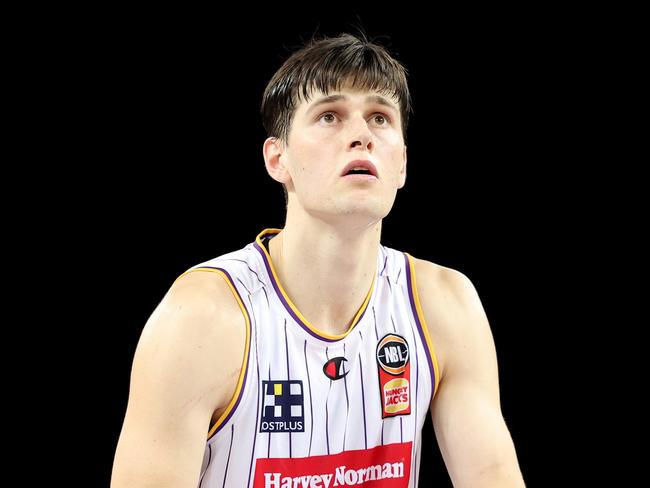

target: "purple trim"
[380,252,388,276]
[359,353,368,449]
[261,286,269,307]
[225,258,265,286]
[253,239,375,343]
[413,312,420,426]
[325,347,331,455]
[304,340,314,456]
[198,443,212,488]
[372,306,378,340]
[267,365,271,457]
[199,267,251,438]
[413,324,420,479]
[284,320,292,458]
[221,425,234,488]
[406,268,422,488]
[403,253,437,398]
[246,298,261,488]
[414,449,419,488]
[284,320,291,379]
[373,306,384,445]
[342,342,350,451]
[236,276,251,295]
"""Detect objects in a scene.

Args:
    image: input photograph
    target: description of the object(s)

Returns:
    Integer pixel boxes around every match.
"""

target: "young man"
[112,33,525,487]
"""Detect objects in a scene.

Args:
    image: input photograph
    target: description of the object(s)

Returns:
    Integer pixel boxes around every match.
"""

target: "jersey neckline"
[253,228,379,343]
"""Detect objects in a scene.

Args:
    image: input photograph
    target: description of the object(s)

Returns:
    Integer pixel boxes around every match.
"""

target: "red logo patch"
[253,441,412,487]
[323,356,349,380]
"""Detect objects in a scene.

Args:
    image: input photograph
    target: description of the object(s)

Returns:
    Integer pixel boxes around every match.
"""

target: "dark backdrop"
[72,9,589,486]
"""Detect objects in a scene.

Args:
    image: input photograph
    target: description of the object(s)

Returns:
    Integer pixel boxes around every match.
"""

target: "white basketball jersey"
[180,228,440,488]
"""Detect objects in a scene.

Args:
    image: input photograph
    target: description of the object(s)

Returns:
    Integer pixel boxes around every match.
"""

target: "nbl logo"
[260,380,305,433]
[376,334,409,374]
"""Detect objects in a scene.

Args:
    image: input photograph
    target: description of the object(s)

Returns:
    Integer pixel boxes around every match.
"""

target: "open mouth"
[345,169,373,175]
[340,160,378,179]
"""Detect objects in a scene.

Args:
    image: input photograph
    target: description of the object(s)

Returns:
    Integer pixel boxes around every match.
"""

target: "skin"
[111,85,525,487]
[263,86,407,335]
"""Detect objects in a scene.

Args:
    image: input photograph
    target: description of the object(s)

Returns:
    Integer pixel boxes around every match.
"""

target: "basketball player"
[111,33,525,487]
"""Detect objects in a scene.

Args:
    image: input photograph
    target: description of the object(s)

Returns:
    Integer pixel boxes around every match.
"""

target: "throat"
[264,230,378,336]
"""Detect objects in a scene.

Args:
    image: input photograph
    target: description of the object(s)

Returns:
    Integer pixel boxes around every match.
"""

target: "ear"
[397,145,407,189]
[263,137,292,185]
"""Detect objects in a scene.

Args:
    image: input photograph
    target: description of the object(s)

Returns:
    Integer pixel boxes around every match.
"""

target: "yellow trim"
[174,267,252,439]
[255,228,376,341]
[405,253,441,397]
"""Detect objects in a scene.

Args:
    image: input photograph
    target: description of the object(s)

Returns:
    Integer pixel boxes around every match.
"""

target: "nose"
[348,116,374,152]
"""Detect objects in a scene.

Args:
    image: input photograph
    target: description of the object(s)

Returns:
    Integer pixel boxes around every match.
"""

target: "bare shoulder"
[411,256,490,378]
[135,269,247,411]
[139,269,245,356]
[155,269,246,338]
[412,256,482,313]
[112,269,247,486]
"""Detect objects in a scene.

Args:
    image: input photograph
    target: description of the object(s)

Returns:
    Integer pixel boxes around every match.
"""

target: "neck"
[269,213,381,336]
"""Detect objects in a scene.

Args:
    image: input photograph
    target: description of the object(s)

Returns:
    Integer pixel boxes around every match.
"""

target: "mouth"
[342,172,378,182]
[340,160,379,179]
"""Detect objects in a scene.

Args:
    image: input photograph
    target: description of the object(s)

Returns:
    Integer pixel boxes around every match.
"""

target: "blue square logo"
[260,380,305,433]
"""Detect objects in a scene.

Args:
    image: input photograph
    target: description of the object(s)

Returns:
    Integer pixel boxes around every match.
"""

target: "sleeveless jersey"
[180,228,440,488]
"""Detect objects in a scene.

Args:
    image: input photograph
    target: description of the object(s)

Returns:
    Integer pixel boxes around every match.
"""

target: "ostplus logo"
[260,380,305,433]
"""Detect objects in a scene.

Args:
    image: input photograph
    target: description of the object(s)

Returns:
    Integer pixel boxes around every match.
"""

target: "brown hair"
[261,32,412,204]
[261,32,411,204]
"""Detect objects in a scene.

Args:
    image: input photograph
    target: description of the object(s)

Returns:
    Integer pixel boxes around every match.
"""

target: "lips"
[340,160,378,178]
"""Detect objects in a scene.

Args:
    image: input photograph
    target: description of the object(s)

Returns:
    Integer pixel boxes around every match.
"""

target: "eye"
[318,112,337,124]
[372,114,388,125]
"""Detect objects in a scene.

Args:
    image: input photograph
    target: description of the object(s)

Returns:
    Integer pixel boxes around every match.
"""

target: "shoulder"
[410,256,490,380]
[113,270,248,485]
[133,269,247,411]
[145,269,245,344]
[411,256,482,313]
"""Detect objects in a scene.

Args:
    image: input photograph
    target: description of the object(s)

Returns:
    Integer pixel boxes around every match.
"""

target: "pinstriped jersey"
[182,228,440,488]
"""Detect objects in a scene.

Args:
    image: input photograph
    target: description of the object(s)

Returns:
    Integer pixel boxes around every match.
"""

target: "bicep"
[427,268,523,487]
[431,372,520,487]
[111,272,246,488]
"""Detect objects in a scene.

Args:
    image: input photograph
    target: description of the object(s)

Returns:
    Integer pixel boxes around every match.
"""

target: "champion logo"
[323,356,349,380]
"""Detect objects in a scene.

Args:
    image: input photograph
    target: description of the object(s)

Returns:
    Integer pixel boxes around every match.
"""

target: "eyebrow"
[305,94,399,116]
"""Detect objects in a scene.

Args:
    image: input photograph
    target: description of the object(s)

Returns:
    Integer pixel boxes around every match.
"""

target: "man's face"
[276,86,407,226]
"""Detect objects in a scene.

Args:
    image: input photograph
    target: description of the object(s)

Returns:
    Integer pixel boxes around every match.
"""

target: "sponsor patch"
[376,334,411,418]
[260,380,305,433]
[254,441,412,487]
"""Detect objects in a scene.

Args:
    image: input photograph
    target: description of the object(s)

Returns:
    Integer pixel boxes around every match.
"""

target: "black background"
[61,7,605,486]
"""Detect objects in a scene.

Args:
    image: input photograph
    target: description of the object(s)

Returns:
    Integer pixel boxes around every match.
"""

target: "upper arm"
[111,270,246,488]
[416,260,524,487]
